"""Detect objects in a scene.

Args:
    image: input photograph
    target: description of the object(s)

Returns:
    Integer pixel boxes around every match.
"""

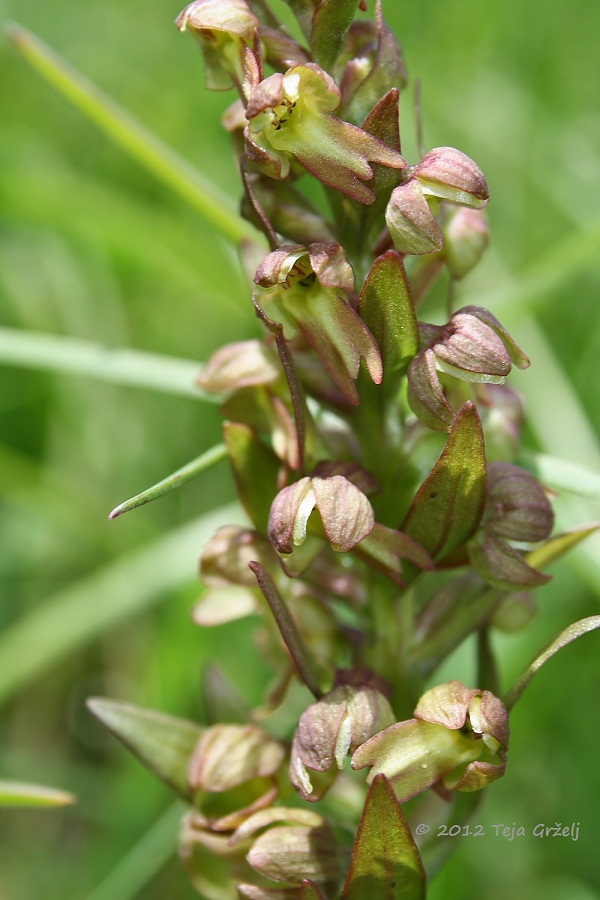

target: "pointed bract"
[87,697,203,800]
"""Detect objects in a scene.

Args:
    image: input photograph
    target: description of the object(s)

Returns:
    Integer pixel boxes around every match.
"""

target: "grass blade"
[0,504,241,707]
[7,24,259,246]
[0,781,75,808]
[83,802,185,900]
[109,444,228,519]
[0,326,216,399]
[520,450,600,501]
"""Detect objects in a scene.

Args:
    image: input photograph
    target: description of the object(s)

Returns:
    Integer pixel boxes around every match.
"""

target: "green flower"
[352,680,509,802]
[245,63,405,203]
[176,0,259,95]
[254,243,382,404]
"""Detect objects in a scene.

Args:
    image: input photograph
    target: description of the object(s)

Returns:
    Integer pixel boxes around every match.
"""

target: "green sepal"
[401,402,487,562]
[342,774,426,899]
[311,0,361,70]
[503,615,600,711]
[223,422,281,534]
[358,250,419,398]
[86,697,203,800]
[0,780,74,808]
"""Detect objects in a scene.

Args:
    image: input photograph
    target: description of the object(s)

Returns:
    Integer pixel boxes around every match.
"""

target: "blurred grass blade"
[0,780,75,808]
[503,615,600,711]
[520,450,600,501]
[0,326,217,399]
[109,444,228,519]
[7,23,258,245]
[84,802,185,900]
[0,503,241,707]
[465,216,600,318]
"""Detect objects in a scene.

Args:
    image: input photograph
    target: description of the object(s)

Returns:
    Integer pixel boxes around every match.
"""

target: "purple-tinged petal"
[312,475,375,551]
[268,477,316,554]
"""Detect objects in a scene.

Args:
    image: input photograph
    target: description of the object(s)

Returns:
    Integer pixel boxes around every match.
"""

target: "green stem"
[249,561,324,699]
[0,326,213,398]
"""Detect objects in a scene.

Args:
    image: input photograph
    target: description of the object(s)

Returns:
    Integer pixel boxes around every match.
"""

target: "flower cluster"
[91,2,600,898]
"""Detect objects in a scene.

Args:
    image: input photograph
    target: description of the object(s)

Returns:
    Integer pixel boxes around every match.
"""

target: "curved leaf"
[503,616,600,711]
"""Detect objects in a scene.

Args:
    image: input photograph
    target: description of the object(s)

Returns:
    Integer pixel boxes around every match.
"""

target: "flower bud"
[290,676,395,800]
[268,474,375,555]
[197,340,281,395]
[188,724,285,831]
[431,306,529,384]
[385,147,489,257]
[176,0,259,95]
[231,807,342,894]
[385,178,444,256]
[468,462,554,590]
[442,205,489,279]
[414,147,489,208]
[485,462,554,543]
[475,383,525,462]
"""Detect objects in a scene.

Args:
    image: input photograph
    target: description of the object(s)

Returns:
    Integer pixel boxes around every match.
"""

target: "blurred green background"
[1,0,599,897]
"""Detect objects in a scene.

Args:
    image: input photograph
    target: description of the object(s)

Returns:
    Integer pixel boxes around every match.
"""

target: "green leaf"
[109,444,228,519]
[503,615,600,711]
[224,422,280,534]
[87,698,203,800]
[526,523,600,571]
[358,90,404,231]
[358,251,419,398]
[342,774,426,899]
[249,561,324,699]
[7,24,258,245]
[401,403,487,562]
[311,0,359,70]
[0,780,74,808]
